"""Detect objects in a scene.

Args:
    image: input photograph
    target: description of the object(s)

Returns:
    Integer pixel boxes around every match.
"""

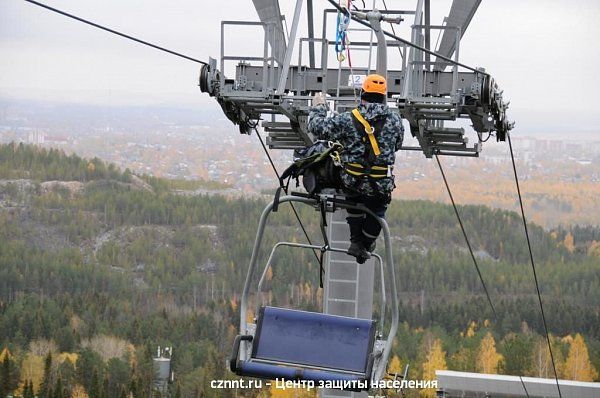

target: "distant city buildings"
[1,102,598,197]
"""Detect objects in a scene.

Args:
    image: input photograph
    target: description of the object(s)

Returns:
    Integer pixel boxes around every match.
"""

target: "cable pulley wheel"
[199,64,210,93]
[481,75,493,106]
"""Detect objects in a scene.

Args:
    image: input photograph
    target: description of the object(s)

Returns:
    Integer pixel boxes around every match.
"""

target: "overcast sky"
[1,0,600,133]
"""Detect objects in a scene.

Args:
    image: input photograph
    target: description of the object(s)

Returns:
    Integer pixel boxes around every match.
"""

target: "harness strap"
[351,108,381,156]
[344,162,389,178]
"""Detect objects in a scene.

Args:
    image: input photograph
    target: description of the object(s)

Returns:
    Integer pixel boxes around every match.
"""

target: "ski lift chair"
[230,194,399,390]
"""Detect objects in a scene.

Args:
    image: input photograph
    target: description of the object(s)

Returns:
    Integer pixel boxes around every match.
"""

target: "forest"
[0,143,598,397]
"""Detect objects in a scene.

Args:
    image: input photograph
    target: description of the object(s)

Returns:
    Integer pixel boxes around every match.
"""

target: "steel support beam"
[277,0,304,94]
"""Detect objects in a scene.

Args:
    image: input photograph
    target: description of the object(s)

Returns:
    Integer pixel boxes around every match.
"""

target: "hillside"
[0,143,598,397]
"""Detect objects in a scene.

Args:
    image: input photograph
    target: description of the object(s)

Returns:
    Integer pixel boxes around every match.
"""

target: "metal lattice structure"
[200,0,513,157]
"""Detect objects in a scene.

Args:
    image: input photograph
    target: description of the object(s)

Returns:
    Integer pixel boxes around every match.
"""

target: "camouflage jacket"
[308,102,404,198]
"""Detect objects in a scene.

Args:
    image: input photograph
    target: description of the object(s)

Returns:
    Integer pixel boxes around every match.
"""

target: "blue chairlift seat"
[230,306,376,389]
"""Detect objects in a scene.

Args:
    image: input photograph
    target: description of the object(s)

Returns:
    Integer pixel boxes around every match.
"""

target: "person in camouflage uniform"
[308,74,404,263]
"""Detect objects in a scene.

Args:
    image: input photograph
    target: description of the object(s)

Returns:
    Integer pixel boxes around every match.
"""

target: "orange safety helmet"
[362,74,387,95]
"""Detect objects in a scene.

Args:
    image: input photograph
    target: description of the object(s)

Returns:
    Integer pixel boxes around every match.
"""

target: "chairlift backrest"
[253,306,376,374]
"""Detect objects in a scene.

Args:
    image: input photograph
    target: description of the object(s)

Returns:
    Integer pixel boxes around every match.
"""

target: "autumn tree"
[449,322,479,372]
[528,335,564,379]
[19,353,45,396]
[563,232,575,253]
[386,355,405,398]
[71,384,89,398]
[29,340,58,357]
[477,332,503,374]
[81,335,131,363]
[563,334,598,381]
[388,355,403,376]
[421,339,446,398]
[0,355,7,398]
[269,383,315,398]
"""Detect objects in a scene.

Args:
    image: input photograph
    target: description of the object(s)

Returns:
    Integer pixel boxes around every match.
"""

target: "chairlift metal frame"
[230,194,399,387]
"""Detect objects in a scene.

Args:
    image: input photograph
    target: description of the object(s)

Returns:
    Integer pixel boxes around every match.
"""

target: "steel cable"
[326,0,488,75]
[253,128,322,268]
[508,133,562,398]
[23,0,208,65]
[435,155,498,320]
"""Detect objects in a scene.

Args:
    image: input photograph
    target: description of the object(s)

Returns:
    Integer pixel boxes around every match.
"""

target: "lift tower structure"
[202,2,513,396]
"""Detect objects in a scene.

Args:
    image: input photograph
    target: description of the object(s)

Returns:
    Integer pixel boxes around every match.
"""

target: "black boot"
[348,242,370,263]
[347,216,370,263]
[364,239,376,253]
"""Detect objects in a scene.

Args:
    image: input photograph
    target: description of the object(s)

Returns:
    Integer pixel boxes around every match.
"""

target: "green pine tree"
[100,375,109,398]
[40,352,53,398]
[1,355,11,398]
[129,376,138,398]
[27,380,36,398]
[89,369,100,398]
[53,376,64,398]
[22,380,30,398]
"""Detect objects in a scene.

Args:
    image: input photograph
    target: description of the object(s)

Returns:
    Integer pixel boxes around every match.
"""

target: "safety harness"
[347,108,390,178]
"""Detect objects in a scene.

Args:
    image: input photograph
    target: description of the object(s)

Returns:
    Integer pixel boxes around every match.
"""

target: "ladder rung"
[430,135,467,143]
[434,144,470,152]
[427,127,464,134]
[329,279,357,284]
[330,259,358,264]
[416,109,454,115]
[262,121,292,128]
[267,132,298,137]
[437,150,479,157]
[268,144,306,149]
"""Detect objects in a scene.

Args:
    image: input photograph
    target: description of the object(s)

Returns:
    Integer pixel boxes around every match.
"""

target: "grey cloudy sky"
[1,0,600,133]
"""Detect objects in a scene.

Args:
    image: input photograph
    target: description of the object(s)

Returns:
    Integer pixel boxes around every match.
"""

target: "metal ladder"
[322,3,380,397]
[321,209,374,398]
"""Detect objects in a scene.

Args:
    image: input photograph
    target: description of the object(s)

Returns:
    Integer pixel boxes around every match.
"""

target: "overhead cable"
[253,127,322,268]
[23,0,207,65]
[326,0,488,76]
[435,155,497,320]
[508,133,562,398]
[437,154,534,398]
[519,376,531,398]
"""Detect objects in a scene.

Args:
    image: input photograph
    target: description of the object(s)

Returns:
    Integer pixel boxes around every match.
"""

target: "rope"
[23,0,207,65]
[346,44,359,106]
[519,376,531,398]
[437,152,538,398]
[253,127,322,268]
[335,3,350,62]
[435,155,498,320]
[507,133,562,398]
